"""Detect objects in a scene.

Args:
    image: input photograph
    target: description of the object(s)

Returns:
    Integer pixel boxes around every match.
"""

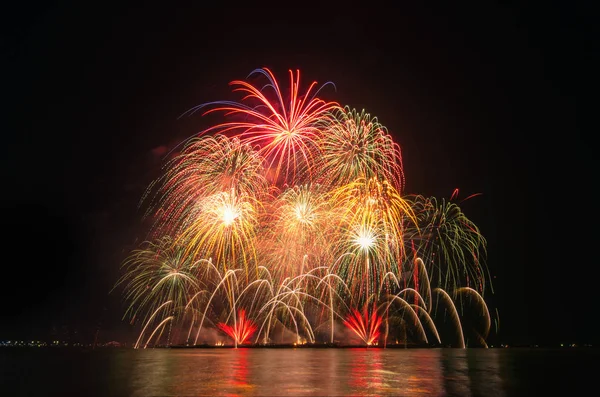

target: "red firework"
[343,305,383,346]
[197,67,339,186]
[217,309,257,345]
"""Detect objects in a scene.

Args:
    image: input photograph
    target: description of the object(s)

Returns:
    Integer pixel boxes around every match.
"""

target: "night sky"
[3,3,592,346]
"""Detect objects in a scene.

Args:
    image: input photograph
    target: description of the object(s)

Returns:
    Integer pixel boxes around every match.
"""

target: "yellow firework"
[328,177,418,305]
[114,236,202,327]
[176,188,260,274]
[260,184,334,281]
[143,134,267,237]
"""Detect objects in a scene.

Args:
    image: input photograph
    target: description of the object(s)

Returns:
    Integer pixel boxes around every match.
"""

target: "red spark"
[343,305,382,346]
[217,309,257,345]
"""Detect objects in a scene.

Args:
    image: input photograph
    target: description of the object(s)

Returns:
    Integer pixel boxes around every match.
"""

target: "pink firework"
[191,67,339,186]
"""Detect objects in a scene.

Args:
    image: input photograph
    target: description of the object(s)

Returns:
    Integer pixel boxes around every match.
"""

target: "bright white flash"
[295,203,309,222]
[221,206,239,226]
[354,227,376,251]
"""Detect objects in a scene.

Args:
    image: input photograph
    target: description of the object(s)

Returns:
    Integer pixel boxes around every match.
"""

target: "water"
[1,347,595,396]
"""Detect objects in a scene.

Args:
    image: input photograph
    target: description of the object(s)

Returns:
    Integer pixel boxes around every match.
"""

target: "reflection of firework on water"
[115,67,496,348]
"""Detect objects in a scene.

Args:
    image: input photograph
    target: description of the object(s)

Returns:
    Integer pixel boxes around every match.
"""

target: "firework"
[316,106,405,190]
[143,134,267,237]
[184,68,339,186]
[217,309,257,346]
[403,191,488,293]
[343,304,383,346]
[259,184,334,282]
[115,67,495,348]
[112,236,203,347]
[327,177,418,306]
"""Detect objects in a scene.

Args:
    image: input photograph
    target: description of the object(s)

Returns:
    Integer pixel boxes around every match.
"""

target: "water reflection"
[468,349,505,396]
[129,349,174,396]
[228,348,251,395]
[441,349,472,396]
[0,347,528,396]
[402,349,445,396]
[124,348,510,396]
[348,348,384,394]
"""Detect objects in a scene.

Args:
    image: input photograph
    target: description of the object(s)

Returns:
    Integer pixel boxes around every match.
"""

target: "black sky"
[3,2,593,346]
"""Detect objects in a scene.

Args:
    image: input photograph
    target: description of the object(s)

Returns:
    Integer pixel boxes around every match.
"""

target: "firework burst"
[115,67,495,348]
[317,106,405,190]
[217,309,257,346]
[185,68,339,186]
[403,191,488,293]
[143,134,267,238]
[343,304,383,346]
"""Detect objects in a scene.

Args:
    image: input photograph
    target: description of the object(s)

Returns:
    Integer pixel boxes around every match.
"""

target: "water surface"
[1,347,595,396]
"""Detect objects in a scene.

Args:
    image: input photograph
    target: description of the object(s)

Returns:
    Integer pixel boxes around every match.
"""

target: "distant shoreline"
[168,343,440,349]
[1,343,595,349]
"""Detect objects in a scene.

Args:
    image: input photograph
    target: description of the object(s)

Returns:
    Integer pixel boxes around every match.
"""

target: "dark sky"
[3,3,592,346]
